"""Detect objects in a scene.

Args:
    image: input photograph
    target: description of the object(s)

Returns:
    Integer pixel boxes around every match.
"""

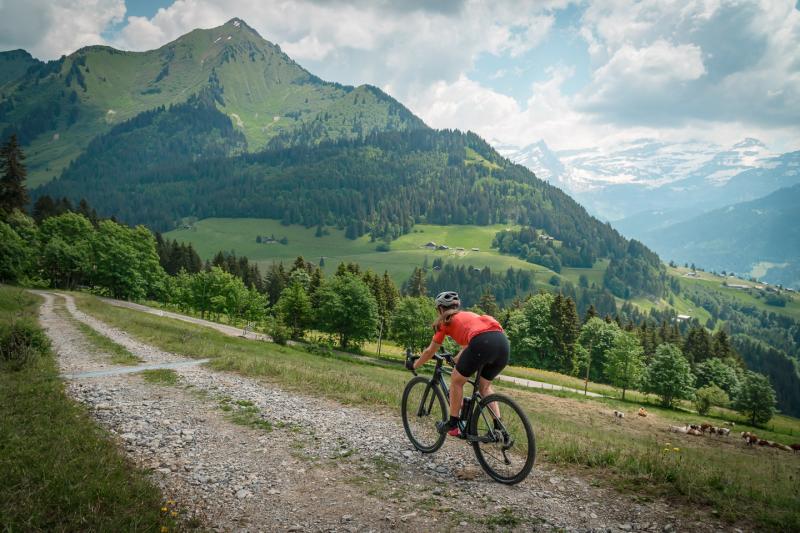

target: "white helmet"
[435,291,460,308]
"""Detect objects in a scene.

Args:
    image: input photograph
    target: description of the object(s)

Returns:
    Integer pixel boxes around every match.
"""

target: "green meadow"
[166,218,564,284]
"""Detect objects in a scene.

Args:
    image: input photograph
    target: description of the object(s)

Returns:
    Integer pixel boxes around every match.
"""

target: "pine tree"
[406,267,427,297]
[712,330,733,360]
[0,134,28,216]
[682,325,711,366]
[478,290,499,317]
[583,304,597,324]
[549,294,579,373]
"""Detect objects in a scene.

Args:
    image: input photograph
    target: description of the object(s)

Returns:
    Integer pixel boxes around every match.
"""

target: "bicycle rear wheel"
[401,376,447,453]
[470,393,535,484]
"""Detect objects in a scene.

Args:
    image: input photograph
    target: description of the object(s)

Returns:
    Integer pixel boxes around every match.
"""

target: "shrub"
[0,319,50,370]
[694,384,730,415]
[266,316,290,345]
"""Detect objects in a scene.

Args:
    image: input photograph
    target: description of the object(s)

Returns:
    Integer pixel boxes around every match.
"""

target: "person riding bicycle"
[407,291,510,437]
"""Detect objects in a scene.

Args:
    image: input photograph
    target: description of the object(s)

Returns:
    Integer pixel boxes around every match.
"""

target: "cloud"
[575,0,800,129]
[110,0,562,100]
[0,0,125,58]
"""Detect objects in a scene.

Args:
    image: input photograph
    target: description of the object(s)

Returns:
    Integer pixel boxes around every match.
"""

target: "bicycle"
[401,349,536,484]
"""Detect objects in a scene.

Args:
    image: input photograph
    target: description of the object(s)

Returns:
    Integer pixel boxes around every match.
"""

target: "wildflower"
[673,448,680,452]
[171,511,178,517]
[663,448,670,452]
[161,527,169,533]
[161,507,168,512]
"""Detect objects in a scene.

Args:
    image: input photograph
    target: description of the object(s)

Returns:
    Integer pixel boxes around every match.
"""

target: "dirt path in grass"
[38,291,734,532]
[99,296,603,398]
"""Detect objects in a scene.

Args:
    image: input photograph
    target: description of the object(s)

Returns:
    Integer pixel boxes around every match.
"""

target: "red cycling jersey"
[432,311,503,347]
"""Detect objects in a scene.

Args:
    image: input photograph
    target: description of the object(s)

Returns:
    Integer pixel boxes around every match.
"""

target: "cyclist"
[407,291,510,436]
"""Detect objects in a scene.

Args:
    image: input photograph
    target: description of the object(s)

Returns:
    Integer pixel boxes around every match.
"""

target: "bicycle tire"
[401,376,448,453]
[470,393,535,484]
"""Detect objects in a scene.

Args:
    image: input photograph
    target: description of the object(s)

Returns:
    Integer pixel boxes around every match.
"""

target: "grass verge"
[142,368,180,385]
[75,321,143,365]
[74,292,800,530]
[0,286,175,531]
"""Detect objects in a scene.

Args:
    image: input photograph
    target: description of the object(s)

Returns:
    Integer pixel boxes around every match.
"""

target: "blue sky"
[1,0,799,154]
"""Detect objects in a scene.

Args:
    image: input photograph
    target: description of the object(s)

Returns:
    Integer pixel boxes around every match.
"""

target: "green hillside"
[165,219,561,283]
[0,18,425,186]
[649,184,800,289]
[0,49,39,86]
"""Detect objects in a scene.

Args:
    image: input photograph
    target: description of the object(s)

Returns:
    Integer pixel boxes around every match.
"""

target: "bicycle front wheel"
[470,393,535,484]
[401,376,447,453]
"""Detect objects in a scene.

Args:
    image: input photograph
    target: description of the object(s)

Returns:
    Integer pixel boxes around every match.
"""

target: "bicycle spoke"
[470,394,535,484]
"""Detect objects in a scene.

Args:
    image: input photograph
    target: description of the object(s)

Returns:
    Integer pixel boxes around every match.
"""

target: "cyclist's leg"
[448,369,468,418]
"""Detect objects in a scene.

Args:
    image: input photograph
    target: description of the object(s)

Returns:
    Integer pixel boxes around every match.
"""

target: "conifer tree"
[478,290,499,317]
[0,134,28,216]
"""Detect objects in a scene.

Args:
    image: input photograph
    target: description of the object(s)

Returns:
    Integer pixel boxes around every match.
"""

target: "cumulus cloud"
[1,0,797,154]
[110,0,562,100]
[575,0,800,129]
[0,0,125,59]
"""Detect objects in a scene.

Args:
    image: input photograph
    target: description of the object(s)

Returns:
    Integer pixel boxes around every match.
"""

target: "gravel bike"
[401,349,535,484]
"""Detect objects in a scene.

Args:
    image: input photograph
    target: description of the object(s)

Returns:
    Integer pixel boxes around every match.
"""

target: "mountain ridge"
[0,18,426,186]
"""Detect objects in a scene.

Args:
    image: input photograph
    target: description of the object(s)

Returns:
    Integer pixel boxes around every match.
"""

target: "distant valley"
[500,139,800,287]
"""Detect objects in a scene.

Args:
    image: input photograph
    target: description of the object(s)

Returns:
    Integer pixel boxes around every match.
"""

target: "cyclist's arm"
[413,340,441,370]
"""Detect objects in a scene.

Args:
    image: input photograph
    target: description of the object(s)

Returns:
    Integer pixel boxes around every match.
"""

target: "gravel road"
[36,291,735,532]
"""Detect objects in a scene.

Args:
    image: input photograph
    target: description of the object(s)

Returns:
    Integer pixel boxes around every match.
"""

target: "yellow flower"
[662,448,670,452]
[673,448,680,452]
[161,507,168,512]
[161,527,168,533]
[665,442,671,446]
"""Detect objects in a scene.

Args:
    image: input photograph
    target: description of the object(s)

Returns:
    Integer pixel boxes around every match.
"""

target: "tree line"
[0,134,784,423]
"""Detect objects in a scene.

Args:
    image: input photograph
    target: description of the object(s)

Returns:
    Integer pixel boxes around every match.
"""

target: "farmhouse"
[471,247,480,251]
[676,314,691,322]
[424,241,437,249]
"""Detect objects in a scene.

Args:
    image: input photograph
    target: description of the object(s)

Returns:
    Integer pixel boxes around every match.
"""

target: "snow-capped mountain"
[497,137,786,221]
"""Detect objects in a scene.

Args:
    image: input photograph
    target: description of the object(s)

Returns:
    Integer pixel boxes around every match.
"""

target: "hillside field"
[166,218,564,284]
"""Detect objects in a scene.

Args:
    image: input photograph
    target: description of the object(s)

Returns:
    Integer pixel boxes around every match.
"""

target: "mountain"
[0,49,39,86]
[501,138,800,245]
[651,184,800,287]
[0,18,425,187]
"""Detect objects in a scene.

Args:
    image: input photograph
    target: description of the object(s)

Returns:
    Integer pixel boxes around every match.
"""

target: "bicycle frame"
[416,353,500,444]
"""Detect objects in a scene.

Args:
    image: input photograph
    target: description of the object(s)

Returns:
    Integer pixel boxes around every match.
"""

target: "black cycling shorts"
[455,330,509,381]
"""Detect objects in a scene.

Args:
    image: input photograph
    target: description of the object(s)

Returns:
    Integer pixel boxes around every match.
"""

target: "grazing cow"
[723,421,736,427]
[687,428,703,436]
[669,425,689,434]
[758,439,770,446]
[690,424,702,431]
[717,428,730,437]
[741,432,758,446]
[613,410,625,419]
[777,444,793,452]
[700,423,713,433]
[790,444,800,453]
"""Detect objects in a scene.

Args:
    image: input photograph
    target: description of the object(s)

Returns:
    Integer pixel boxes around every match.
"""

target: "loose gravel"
[35,291,736,532]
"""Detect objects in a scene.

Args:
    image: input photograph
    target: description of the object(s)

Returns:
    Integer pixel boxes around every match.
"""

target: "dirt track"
[36,291,732,532]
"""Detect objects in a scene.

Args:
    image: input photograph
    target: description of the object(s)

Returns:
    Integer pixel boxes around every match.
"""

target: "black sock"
[448,415,460,427]
[493,418,503,430]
